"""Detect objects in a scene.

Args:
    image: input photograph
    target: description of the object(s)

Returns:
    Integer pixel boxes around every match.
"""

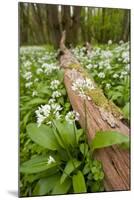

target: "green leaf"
[27,123,60,150]
[25,98,46,106]
[38,85,51,95]
[80,143,89,156]
[76,129,83,143]
[27,166,59,183]
[20,155,58,174]
[33,174,60,195]
[52,178,71,194]
[53,120,78,147]
[91,131,129,152]
[57,69,64,82]
[60,159,81,184]
[23,111,31,127]
[83,163,90,175]
[72,171,87,193]
[122,102,130,120]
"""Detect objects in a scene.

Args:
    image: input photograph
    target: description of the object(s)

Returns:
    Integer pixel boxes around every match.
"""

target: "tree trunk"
[71,6,81,45]
[46,5,61,48]
[59,31,130,191]
[122,10,130,42]
[61,6,72,46]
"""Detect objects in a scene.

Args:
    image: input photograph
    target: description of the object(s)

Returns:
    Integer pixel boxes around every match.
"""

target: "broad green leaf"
[60,159,81,184]
[27,166,59,183]
[80,143,89,156]
[91,131,129,152]
[53,120,76,147]
[72,171,87,193]
[52,178,71,194]
[38,85,51,95]
[33,174,60,195]
[20,155,58,174]
[27,123,60,150]
[25,98,46,106]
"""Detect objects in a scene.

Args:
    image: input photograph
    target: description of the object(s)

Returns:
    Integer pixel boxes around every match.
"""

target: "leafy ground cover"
[20,42,130,197]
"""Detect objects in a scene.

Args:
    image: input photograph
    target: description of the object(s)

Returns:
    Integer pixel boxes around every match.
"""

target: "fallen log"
[59,31,130,191]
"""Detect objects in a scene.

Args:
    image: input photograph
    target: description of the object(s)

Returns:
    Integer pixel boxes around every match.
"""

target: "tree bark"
[46,5,61,48]
[59,32,130,191]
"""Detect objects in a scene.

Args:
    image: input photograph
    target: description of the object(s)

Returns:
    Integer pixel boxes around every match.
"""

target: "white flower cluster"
[50,80,60,90]
[98,72,105,78]
[108,40,112,45]
[35,103,62,127]
[105,83,111,89]
[32,90,38,97]
[101,50,113,59]
[65,111,80,124]
[25,82,33,88]
[113,73,119,78]
[72,78,95,99]
[52,91,62,98]
[47,155,56,165]
[23,71,32,80]
[42,63,60,75]
[122,51,129,63]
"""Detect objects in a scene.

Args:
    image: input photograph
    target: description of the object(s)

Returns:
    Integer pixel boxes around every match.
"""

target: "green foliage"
[91,131,129,152]
[72,171,87,193]
[20,155,59,174]
[122,102,130,120]
[74,42,130,121]
[60,159,81,184]
[20,45,130,197]
[27,123,60,150]
[33,174,60,195]
[52,178,71,195]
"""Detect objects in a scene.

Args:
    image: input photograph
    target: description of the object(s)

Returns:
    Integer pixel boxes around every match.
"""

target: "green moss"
[87,88,123,119]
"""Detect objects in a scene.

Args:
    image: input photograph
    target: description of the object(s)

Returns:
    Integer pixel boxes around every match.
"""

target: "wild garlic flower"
[32,90,38,97]
[47,156,56,165]
[35,103,62,127]
[23,71,32,80]
[52,91,62,98]
[50,80,60,90]
[72,78,94,100]
[86,64,92,70]
[122,51,129,63]
[65,111,80,124]
[25,82,33,88]
[23,60,32,68]
[36,68,43,74]
[106,83,111,89]
[48,98,56,104]
[108,40,112,45]
[42,63,59,75]
[119,40,124,45]
[98,72,105,78]
[113,73,119,78]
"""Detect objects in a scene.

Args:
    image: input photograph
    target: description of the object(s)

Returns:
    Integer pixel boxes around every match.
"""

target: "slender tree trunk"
[122,10,130,42]
[46,5,61,48]
[61,6,72,46]
[71,6,81,45]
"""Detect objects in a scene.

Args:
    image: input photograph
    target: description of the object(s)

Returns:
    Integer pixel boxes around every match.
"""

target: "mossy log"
[59,31,130,191]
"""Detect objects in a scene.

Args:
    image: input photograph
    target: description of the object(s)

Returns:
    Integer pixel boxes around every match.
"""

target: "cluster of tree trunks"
[19,3,130,47]
[59,32,130,191]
